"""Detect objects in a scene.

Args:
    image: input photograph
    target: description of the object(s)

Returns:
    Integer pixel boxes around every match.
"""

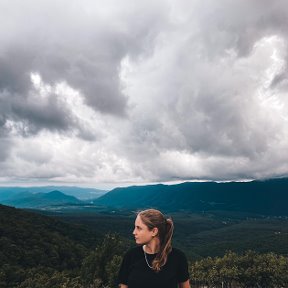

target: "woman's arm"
[119,284,128,288]
[179,280,190,288]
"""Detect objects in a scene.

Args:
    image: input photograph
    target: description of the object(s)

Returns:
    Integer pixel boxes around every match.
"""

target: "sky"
[0,0,288,189]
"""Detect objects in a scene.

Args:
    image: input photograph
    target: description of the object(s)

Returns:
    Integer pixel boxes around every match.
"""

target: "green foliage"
[56,209,288,259]
[81,233,129,288]
[0,205,98,287]
[171,212,288,259]
[190,250,288,288]
[1,204,288,287]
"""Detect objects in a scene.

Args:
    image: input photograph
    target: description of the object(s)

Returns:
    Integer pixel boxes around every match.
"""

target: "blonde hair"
[138,209,174,272]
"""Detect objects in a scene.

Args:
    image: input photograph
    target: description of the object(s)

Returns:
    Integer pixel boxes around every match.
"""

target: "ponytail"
[152,217,174,272]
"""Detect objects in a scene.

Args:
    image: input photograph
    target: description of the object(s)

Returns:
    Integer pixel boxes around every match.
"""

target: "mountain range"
[0,186,107,201]
[1,178,287,215]
[0,190,82,208]
[94,178,288,216]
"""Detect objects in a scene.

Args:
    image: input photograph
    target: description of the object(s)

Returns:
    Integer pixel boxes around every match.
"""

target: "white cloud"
[0,0,288,187]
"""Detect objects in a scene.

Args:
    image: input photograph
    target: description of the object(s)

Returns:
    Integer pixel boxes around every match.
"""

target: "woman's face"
[133,215,157,245]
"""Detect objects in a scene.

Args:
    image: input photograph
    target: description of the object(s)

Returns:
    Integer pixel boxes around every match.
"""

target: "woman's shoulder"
[170,247,188,260]
[121,245,144,265]
[124,245,143,257]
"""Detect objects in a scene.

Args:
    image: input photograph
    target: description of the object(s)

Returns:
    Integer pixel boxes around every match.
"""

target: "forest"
[0,204,288,287]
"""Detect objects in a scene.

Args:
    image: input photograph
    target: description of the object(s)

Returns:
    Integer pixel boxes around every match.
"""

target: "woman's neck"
[144,239,160,254]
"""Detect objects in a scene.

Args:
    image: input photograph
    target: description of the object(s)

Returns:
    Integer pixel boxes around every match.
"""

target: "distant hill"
[1,190,82,208]
[0,204,102,287]
[0,186,107,201]
[94,178,288,215]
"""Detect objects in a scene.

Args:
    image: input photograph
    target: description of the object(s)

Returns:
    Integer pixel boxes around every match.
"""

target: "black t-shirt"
[118,246,189,288]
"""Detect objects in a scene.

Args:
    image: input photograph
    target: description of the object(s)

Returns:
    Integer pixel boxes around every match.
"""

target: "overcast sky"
[0,0,288,189]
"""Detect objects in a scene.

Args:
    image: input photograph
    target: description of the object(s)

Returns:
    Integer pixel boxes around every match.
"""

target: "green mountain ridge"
[0,204,101,287]
[0,186,107,201]
[1,190,82,208]
[94,178,288,215]
[0,204,127,288]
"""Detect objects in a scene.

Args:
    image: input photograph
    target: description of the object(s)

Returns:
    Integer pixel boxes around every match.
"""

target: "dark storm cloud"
[0,0,168,140]
[0,0,288,185]
[0,139,11,162]
[116,0,288,182]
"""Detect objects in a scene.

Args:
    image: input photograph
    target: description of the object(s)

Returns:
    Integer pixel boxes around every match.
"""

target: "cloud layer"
[1,0,288,187]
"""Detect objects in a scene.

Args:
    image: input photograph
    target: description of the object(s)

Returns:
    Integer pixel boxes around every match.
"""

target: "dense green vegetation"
[0,233,128,288]
[190,251,288,287]
[1,204,288,287]
[0,204,110,287]
[48,209,288,259]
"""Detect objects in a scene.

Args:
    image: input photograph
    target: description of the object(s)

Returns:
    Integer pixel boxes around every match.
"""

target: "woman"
[118,209,190,288]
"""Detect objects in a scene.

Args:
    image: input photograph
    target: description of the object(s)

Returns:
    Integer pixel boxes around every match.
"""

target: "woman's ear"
[152,227,158,237]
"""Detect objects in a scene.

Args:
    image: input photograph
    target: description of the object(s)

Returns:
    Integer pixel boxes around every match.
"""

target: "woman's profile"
[118,209,190,288]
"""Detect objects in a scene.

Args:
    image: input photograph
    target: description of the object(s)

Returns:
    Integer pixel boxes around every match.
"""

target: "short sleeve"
[118,250,131,285]
[176,250,190,283]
